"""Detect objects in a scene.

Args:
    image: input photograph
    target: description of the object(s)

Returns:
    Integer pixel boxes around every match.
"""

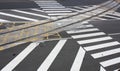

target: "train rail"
[0,0,120,50]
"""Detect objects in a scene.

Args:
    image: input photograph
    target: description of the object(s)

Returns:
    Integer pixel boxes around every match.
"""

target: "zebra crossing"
[0,8,50,22]
[93,12,120,21]
[0,38,100,71]
[33,0,76,18]
[66,23,120,71]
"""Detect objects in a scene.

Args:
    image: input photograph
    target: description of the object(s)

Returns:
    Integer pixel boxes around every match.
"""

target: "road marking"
[72,32,106,39]
[35,1,57,3]
[84,41,120,51]
[100,66,106,71]
[0,12,39,22]
[31,9,45,12]
[37,40,67,71]
[0,19,10,22]
[43,8,68,11]
[104,15,119,19]
[77,36,112,45]
[100,57,120,67]
[70,47,86,71]
[92,47,120,59]
[109,32,120,36]
[1,42,39,71]
[45,10,72,13]
[12,10,51,19]
[41,6,65,8]
[96,17,107,20]
[67,28,99,34]
[48,13,70,16]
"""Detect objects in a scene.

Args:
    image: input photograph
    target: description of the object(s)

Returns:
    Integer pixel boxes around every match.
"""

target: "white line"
[35,1,57,2]
[48,13,71,16]
[67,28,99,34]
[45,10,72,13]
[37,40,67,71]
[70,47,86,71]
[41,6,65,8]
[31,9,45,12]
[84,41,120,51]
[1,42,40,71]
[104,15,119,19]
[40,4,63,7]
[0,19,10,22]
[96,17,107,20]
[12,10,51,19]
[0,12,39,22]
[77,36,112,45]
[100,66,106,71]
[100,57,120,67]
[109,32,120,36]
[43,9,69,11]
[72,32,106,39]
[92,47,120,59]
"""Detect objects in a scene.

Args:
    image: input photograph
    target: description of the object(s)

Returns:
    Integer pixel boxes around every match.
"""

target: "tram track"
[0,0,119,48]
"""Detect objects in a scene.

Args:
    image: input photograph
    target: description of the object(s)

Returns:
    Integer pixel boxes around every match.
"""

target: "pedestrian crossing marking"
[72,32,106,39]
[67,28,99,34]
[37,40,67,71]
[100,57,120,67]
[77,36,112,45]
[12,10,51,19]
[0,12,39,22]
[1,42,39,71]
[66,23,120,71]
[91,47,120,59]
[70,47,86,71]
[100,66,106,71]
[84,41,120,51]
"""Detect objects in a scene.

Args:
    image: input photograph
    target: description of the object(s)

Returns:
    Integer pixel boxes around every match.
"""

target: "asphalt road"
[91,20,120,42]
[0,0,39,9]
[0,0,109,9]
[0,39,100,71]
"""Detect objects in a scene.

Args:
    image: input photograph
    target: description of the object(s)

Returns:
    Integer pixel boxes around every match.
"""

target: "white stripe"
[92,47,120,59]
[0,12,39,22]
[78,36,112,45]
[48,13,71,16]
[100,57,120,67]
[37,2,59,6]
[72,32,106,39]
[67,28,99,34]
[45,10,72,13]
[1,42,39,71]
[35,1,57,2]
[69,8,81,12]
[104,15,120,19]
[43,9,69,11]
[100,66,106,71]
[37,40,67,71]
[84,41,120,51]
[31,9,45,12]
[41,6,65,8]
[96,17,107,20]
[0,19,10,22]
[12,10,51,19]
[40,4,63,7]
[77,24,94,28]
[70,47,86,71]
